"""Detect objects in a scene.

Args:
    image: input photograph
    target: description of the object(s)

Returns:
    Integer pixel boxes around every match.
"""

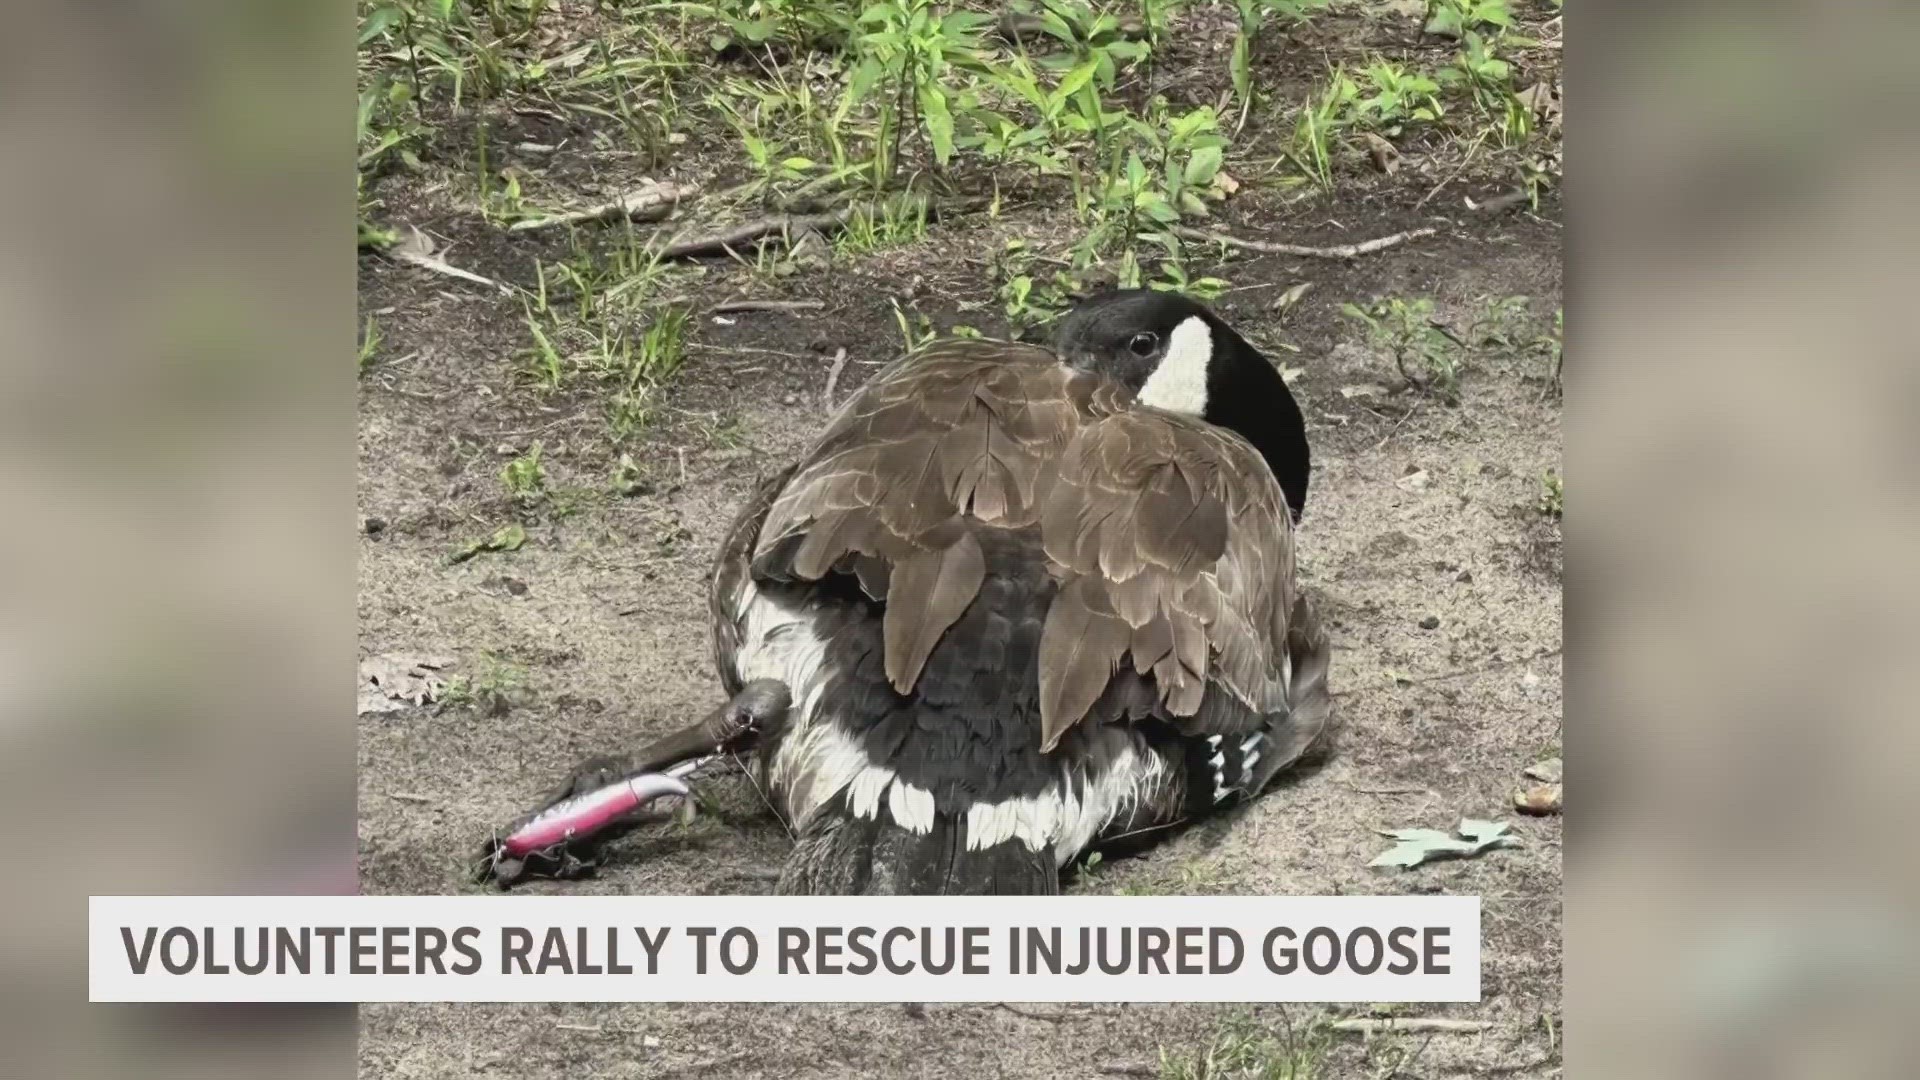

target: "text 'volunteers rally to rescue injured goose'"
[474,288,1333,895]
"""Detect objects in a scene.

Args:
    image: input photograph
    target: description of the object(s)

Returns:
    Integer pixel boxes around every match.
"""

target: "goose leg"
[472,679,790,888]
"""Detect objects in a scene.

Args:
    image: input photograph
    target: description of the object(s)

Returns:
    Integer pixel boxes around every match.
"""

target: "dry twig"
[710,298,827,315]
[1330,1017,1490,1035]
[508,181,698,233]
[389,227,511,295]
[654,207,862,259]
[1173,224,1438,260]
[822,347,850,411]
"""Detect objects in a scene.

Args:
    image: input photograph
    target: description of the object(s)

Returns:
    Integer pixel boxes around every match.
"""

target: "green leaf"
[1179,190,1210,218]
[848,57,884,102]
[941,10,996,37]
[447,523,528,566]
[1141,197,1180,224]
[1184,145,1223,187]
[358,6,401,45]
[434,0,455,21]
[1053,58,1101,105]
[919,85,955,164]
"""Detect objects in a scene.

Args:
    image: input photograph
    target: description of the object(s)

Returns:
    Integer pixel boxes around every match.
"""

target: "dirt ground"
[357,3,1561,1076]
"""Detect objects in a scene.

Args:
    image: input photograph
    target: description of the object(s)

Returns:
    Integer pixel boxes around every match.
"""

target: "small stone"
[642,1034,662,1049]
[362,516,387,536]
[1395,469,1430,492]
[504,578,529,596]
[1524,757,1562,783]
[1418,615,1441,630]
[1514,782,1562,816]
[1455,569,1473,583]
[782,393,799,406]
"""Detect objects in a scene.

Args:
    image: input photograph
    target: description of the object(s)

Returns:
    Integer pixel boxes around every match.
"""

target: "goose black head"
[1052,288,1311,520]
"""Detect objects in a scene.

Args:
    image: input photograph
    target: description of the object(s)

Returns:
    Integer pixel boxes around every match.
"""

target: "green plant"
[689,0,854,54]
[1287,69,1357,191]
[1538,470,1563,518]
[439,651,528,712]
[847,0,999,186]
[1355,60,1443,132]
[518,307,567,392]
[1158,1013,1333,1080]
[500,442,546,500]
[1544,306,1563,387]
[890,299,936,352]
[1229,0,1330,119]
[609,306,691,440]
[1424,0,1513,39]
[358,315,382,374]
[1466,294,1534,352]
[1150,258,1228,301]
[1343,297,1465,401]
[1079,100,1231,268]
[834,194,930,255]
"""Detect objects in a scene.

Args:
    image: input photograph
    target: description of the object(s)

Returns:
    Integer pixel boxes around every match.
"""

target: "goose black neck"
[1205,336,1312,521]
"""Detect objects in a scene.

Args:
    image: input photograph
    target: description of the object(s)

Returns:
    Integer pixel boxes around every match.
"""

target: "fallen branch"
[1173,224,1438,260]
[1096,1064,1156,1078]
[822,347,849,411]
[1468,188,1533,215]
[509,181,698,233]
[710,298,827,315]
[389,227,511,295]
[1330,1018,1490,1035]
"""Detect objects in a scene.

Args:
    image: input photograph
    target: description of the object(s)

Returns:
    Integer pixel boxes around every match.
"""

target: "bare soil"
[357,4,1562,1076]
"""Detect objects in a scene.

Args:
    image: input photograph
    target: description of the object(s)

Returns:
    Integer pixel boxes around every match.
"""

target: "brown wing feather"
[752,341,1081,696]
[883,530,987,693]
[1038,576,1133,750]
[733,337,1301,759]
[1039,410,1297,745]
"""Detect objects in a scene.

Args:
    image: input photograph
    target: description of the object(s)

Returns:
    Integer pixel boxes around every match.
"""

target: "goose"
[481,289,1331,894]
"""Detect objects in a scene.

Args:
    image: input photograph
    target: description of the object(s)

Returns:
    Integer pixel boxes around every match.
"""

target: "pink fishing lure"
[499,773,691,857]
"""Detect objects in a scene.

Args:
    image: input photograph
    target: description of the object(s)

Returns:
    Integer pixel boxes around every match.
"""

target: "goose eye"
[1126,331,1159,357]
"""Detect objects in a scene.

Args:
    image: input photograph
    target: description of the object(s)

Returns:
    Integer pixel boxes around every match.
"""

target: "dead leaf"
[1371,818,1519,869]
[359,654,455,715]
[1513,783,1562,816]
[1272,281,1314,314]
[1210,171,1241,200]
[1362,133,1400,175]
[390,227,511,294]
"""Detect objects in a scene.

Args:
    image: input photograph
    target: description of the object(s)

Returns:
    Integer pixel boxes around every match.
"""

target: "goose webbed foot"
[471,679,791,890]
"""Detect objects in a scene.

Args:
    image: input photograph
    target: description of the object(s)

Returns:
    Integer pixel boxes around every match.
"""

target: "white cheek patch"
[1134,315,1212,416]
